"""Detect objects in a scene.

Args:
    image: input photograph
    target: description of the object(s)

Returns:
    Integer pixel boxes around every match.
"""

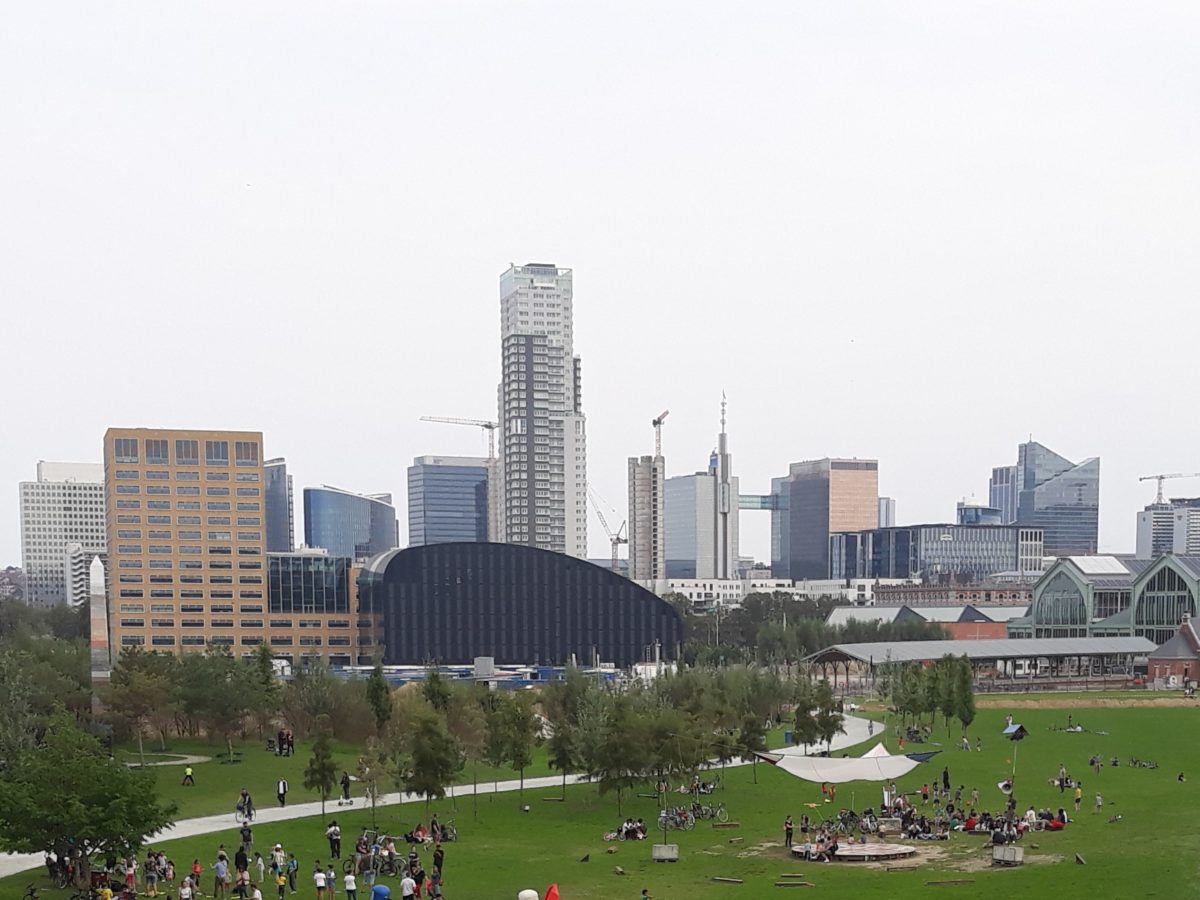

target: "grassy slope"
[8,707,1200,898]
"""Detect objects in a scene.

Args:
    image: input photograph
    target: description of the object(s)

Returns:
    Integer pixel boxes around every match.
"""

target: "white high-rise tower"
[498,263,587,557]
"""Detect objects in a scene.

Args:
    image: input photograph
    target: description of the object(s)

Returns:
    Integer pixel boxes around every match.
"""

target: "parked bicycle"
[657,807,696,831]
[693,802,729,823]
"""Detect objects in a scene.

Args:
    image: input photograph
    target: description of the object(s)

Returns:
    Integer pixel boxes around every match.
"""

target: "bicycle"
[703,802,729,823]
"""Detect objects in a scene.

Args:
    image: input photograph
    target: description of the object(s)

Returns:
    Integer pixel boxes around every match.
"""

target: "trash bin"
[784,730,794,745]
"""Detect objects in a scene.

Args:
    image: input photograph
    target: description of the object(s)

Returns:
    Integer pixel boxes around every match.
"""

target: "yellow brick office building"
[103,428,376,665]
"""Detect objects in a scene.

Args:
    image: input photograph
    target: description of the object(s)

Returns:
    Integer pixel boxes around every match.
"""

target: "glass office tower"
[303,486,398,561]
[407,456,490,546]
[1016,442,1099,556]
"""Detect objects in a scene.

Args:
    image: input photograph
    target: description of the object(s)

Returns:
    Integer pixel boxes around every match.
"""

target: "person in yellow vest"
[182,765,195,786]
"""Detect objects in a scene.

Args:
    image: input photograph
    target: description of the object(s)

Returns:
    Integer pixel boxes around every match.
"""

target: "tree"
[421,667,452,713]
[791,677,820,752]
[813,680,845,751]
[403,709,463,812]
[366,663,392,736]
[501,692,539,804]
[545,718,579,801]
[445,687,488,818]
[0,710,176,884]
[249,643,280,739]
[357,738,388,830]
[304,716,337,818]
[954,656,976,733]
[280,659,336,738]
[178,647,253,759]
[103,667,172,768]
[736,712,768,783]
[0,651,39,769]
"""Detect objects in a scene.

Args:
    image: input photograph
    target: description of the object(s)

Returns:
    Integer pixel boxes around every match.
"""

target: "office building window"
[206,472,229,481]
[114,438,139,463]
[205,441,229,466]
[235,441,260,467]
[145,439,169,465]
[176,440,199,465]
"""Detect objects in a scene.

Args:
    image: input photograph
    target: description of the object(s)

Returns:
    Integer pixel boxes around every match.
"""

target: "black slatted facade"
[358,543,681,667]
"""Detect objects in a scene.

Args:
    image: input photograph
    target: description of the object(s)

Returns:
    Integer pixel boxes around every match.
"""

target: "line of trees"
[878,654,977,735]
[666,591,948,666]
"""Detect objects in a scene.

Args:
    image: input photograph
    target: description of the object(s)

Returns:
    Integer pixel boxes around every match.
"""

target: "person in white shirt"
[277,778,289,807]
[314,864,327,899]
[343,872,357,900]
[399,874,416,898]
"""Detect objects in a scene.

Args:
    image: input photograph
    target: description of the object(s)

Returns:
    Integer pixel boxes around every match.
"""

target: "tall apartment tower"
[1015,441,1098,556]
[19,461,106,607]
[1136,498,1200,557]
[498,263,587,558]
[103,428,268,654]
[877,496,896,528]
[628,454,666,580]
[770,458,878,579]
[264,458,294,552]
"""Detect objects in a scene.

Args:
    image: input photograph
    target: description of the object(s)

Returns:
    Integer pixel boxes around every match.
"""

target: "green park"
[1,602,1197,899]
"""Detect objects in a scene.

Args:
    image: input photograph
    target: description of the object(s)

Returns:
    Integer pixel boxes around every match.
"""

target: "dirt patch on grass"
[977,697,1198,709]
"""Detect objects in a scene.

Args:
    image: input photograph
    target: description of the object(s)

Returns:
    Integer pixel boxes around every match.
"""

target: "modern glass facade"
[358,543,682,667]
[830,524,1045,583]
[264,458,294,553]
[989,465,1017,524]
[771,459,878,579]
[406,456,489,546]
[303,486,398,561]
[1015,442,1099,556]
[268,552,350,613]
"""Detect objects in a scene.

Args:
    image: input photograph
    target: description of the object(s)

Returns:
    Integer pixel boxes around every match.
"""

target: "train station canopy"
[803,636,1156,667]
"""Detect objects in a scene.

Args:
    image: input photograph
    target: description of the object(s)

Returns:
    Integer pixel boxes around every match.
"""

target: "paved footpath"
[0,715,874,879]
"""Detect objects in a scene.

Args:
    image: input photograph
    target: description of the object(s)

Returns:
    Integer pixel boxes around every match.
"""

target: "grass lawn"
[117,736,559,821]
[8,705,1199,898]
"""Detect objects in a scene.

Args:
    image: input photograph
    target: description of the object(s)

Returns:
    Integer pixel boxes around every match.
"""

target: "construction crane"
[1139,472,1200,505]
[420,416,498,459]
[652,409,670,457]
[587,486,627,573]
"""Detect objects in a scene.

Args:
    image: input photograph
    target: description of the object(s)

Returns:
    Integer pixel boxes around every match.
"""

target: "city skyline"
[3,5,1197,566]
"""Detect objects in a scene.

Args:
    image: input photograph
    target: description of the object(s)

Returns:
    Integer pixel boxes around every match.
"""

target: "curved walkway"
[124,754,213,768]
[0,716,876,879]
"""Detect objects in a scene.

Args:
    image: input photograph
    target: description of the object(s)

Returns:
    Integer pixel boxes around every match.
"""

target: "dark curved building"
[358,543,682,667]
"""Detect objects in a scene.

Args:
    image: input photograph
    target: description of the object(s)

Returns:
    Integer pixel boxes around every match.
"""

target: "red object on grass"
[546,884,561,900]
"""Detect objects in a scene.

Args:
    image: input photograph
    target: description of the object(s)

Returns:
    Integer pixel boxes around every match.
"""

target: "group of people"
[274,730,297,757]
[617,818,649,840]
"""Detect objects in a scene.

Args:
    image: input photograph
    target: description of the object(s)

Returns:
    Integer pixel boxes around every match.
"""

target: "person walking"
[277,778,289,807]
[255,853,266,886]
[239,823,254,856]
[1094,792,1103,814]
[970,787,979,809]
[942,766,950,792]
[784,815,794,848]
[1074,784,1083,813]
[183,765,195,786]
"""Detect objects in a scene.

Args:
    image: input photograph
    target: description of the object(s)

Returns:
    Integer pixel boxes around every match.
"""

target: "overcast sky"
[3,2,1198,565]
